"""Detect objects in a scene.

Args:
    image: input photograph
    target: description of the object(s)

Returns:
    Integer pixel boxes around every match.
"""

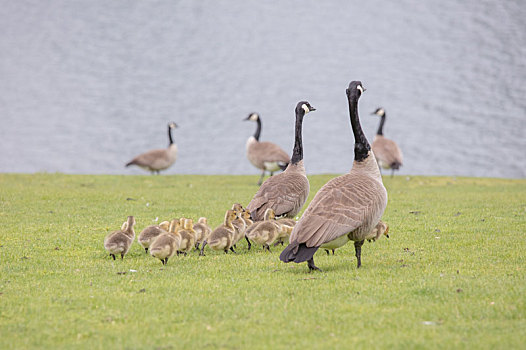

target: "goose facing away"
[371,108,403,176]
[126,122,178,174]
[244,113,290,185]
[280,81,388,271]
[149,219,182,265]
[199,210,238,256]
[104,216,136,260]
[138,221,170,253]
[246,101,316,221]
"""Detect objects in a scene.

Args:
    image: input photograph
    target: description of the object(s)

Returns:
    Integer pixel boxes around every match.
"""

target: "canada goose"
[199,210,237,256]
[246,208,281,251]
[177,219,196,256]
[137,221,170,253]
[280,81,388,271]
[193,217,211,250]
[104,216,136,260]
[149,219,182,265]
[371,108,403,176]
[324,220,389,255]
[246,101,315,221]
[125,122,178,174]
[244,113,290,185]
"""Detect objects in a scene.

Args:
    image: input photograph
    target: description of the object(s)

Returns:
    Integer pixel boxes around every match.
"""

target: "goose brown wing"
[372,137,403,166]
[246,171,309,220]
[291,174,385,247]
[128,149,168,167]
[254,142,290,163]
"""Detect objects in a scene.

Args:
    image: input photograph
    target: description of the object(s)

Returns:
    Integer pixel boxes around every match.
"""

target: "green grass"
[0,173,525,349]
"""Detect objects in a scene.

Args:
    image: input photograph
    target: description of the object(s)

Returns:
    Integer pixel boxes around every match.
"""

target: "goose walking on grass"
[244,113,290,185]
[149,219,182,265]
[125,122,178,174]
[246,101,315,221]
[104,216,136,260]
[280,81,388,271]
[138,221,170,253]
[371,108,403,177]
[199,210,238,256]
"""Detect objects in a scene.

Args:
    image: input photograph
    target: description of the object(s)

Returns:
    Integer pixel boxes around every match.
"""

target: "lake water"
[1,0,525,178]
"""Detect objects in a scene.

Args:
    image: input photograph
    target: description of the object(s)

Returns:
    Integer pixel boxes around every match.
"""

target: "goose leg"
[258,171,265,185]
[144,247,148,253]
[110,254,116,260]
[245,236,252,250]
[120,253,124,259]
[325,249,330,255]
[195,242,200,250]
[332,249,335,255]
[229,247,237,254]
[354,240,365,268]
[199,241,207,256]
[307,258,322,272]
[391,169,395,178]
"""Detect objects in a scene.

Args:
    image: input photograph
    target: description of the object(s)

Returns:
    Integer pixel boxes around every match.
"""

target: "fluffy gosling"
[149,219,182,265]
[104,216,136,260]
[137,221,170,253]
[246,208,281,251]
[193,217,211,250]
[199,210,237,256]
[177,218,196,256]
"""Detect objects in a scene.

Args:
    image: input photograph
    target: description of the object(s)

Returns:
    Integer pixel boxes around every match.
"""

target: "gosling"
[199,210,237,256]
[177,218,196,256]
[149,219,182,265]
[324,220,390,255]
[193,217,211,250]
[137,221,170,253]
[104,216,136,260]
[246,208,281,251]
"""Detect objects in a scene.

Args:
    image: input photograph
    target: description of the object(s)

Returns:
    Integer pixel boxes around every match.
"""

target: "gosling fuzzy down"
[193,217,211,250]
[177,219,196,256]
[149,219,182,265]
[138,221,170,253]
[199,210,237,255]
[104,216,136,260]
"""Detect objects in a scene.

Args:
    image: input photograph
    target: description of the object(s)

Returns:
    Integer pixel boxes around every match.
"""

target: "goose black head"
[244,113,260,122]
[295,101,316,115]
[371,108,385,117]
[346,81,366,99]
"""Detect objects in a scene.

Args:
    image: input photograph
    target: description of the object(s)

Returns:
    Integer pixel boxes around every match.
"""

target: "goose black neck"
[253,118,261,141]
[290,109,305,165]
[376,114,386,136]
[348,95,370,162]
[168,126,174,145]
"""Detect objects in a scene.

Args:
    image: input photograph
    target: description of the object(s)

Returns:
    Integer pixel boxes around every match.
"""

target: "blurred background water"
[1,0,525,178]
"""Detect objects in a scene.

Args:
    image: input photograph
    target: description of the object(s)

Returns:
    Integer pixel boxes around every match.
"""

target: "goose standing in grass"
[371,108,403,176]
[104,216,136,260]
[138,221,170,253]
[125,122,178,174]
[149,219,182,265]
[199,210,238,256]
[244,113,290,185]
[193,217,211,250]
[324,220,389,255]
[246,101,315,221]
[177,219,196,256]
[280,81,388,271]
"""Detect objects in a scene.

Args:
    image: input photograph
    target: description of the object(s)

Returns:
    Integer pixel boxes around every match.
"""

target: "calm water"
[1,0,525,178]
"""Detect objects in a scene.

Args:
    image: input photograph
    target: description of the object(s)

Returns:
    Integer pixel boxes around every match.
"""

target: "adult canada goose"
[244,113,290,185]
[104,216,136,260]
[371,108,403,176]
[199,210,238,256]
[246,101,315,221]
[193,217,211,250]
[149,219,182,265]
[280,81,388,271]
[125,122,178,174]
[324,220,389,255]
[137,221,170,253]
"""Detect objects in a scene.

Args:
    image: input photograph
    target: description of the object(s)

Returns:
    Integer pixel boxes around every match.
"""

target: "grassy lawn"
[0,173,524,349]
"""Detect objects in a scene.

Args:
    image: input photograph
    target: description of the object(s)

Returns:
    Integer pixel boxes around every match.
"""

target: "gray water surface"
[1,0,525,178]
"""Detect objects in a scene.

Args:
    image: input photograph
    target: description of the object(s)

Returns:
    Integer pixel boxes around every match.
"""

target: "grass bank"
[0,173,525,349]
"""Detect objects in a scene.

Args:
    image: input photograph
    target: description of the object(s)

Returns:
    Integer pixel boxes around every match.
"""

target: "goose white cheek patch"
[357,85,364,93]
[302,104,310,113]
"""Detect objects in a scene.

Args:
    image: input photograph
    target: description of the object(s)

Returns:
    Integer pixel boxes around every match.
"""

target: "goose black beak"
[309,107,316,112]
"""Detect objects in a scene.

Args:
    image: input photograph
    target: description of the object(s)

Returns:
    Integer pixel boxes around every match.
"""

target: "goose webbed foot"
[307,258,322,272]
[144,247,148,253]
[354,240,364,268]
